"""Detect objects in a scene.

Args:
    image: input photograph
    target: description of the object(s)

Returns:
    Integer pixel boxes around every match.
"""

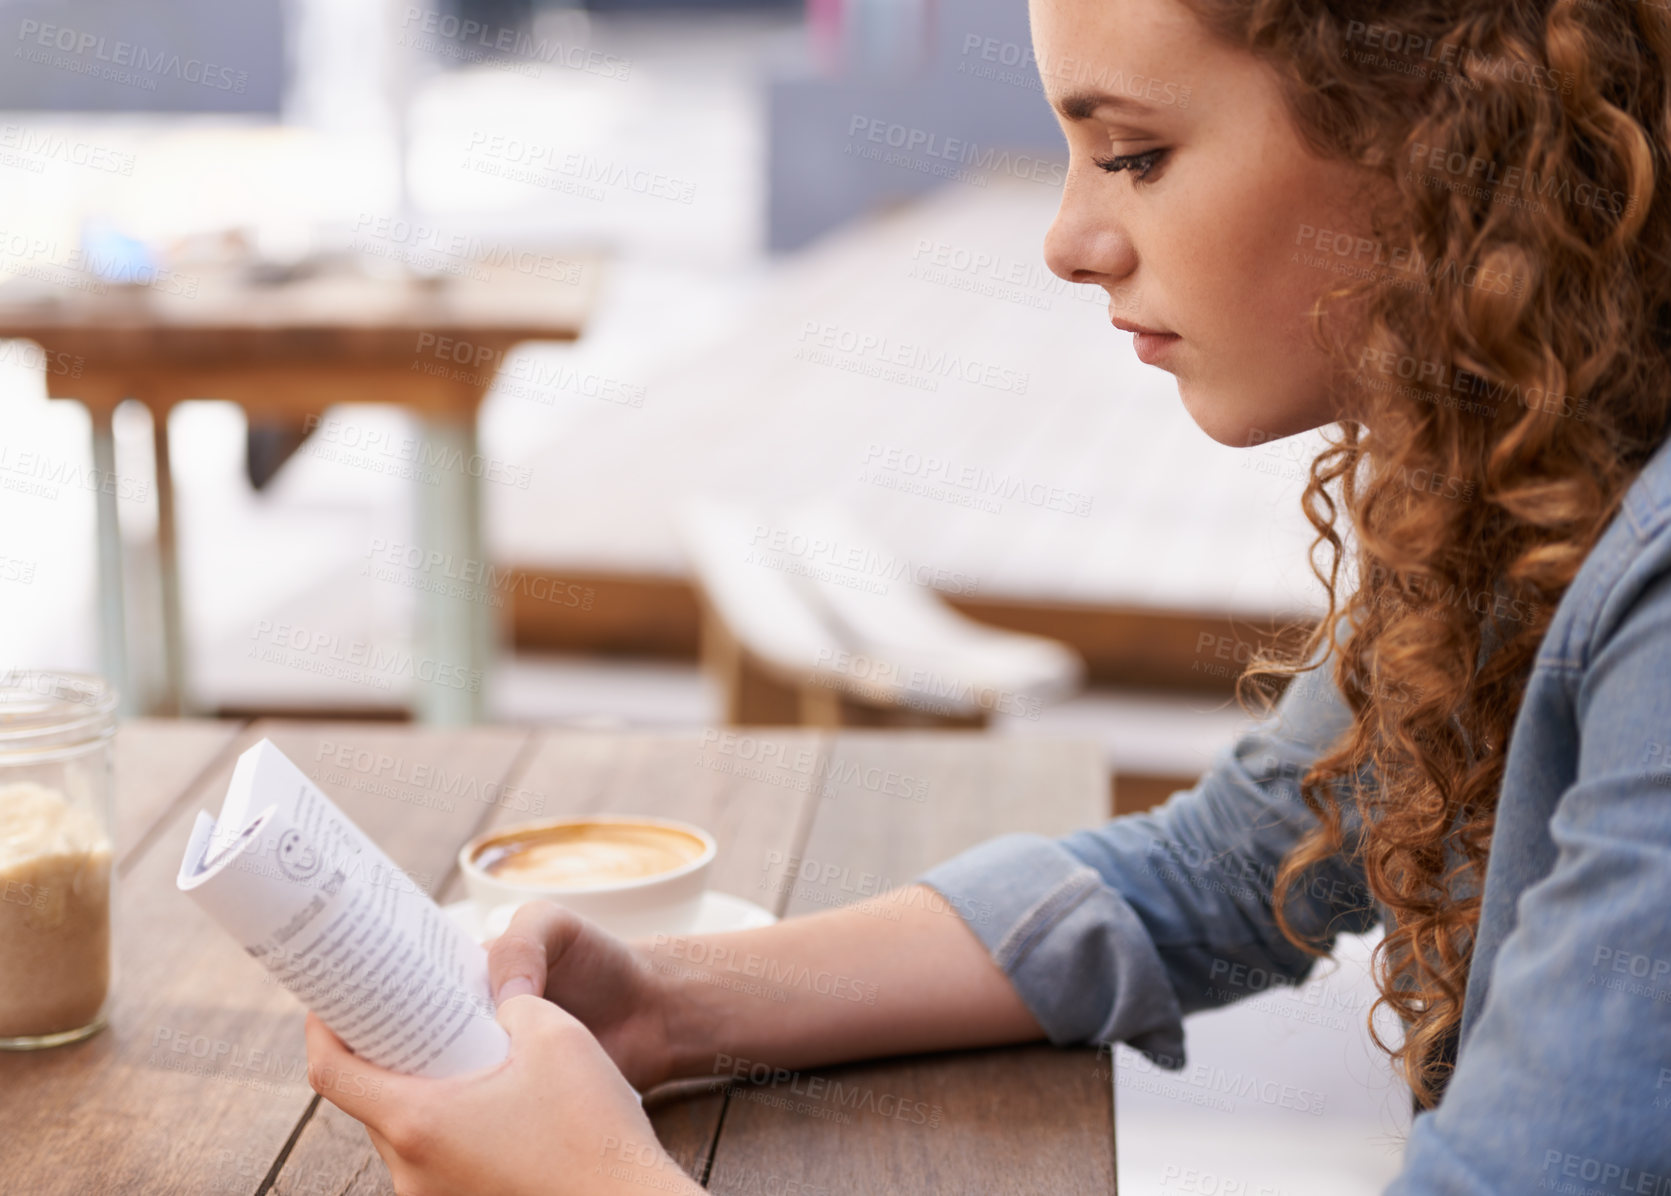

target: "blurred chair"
[678,498,1083,728]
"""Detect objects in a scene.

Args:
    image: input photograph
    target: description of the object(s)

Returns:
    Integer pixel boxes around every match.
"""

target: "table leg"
[414,411,491,724]
[151,405,187,716]
[88,406,133,715]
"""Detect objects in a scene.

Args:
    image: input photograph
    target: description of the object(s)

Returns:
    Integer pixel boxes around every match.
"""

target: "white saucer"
[442,891,778,944]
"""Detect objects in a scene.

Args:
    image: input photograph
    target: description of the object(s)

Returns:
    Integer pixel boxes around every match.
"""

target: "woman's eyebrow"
[1054,90,1158,122]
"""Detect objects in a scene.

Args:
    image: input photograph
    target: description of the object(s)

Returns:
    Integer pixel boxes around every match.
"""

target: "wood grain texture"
[6,726,1122,1194]
[714,731,1115,1194]
[0,258,603,368]
[0,719,250,1192]
[0,722,529,1196]
[111,718,244,862]
[518,731,832,1180]
[253,722,537,1196]
[778,732,1106,923]
[272,729,829,1193]
[708,1045,1114,1196]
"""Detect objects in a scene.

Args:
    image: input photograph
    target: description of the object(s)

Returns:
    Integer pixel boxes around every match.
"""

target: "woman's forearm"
[641,884,1043,1081]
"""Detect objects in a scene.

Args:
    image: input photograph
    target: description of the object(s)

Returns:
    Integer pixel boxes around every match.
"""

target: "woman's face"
[1034,0,1383,446]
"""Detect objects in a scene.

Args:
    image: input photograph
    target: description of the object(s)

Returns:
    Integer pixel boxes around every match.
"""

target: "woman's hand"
[303,996,702,1196]
[487,901,685,1090]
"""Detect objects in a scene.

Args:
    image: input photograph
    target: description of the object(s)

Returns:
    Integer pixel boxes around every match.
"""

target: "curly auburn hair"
[1180,0,1671,1108]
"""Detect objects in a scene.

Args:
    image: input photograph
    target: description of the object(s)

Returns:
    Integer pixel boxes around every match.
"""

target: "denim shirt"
[918,431,1671,1193]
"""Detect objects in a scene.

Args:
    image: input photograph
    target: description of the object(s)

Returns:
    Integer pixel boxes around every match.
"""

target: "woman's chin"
[1175,383,1258,448]
[1176,377,1337,448]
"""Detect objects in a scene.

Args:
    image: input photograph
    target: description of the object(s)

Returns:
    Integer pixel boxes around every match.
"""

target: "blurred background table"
[0,257,602,724]
[0,721,1114,1195]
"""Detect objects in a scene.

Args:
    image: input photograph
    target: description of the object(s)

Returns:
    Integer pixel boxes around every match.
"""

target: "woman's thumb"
[495,991,581,1039]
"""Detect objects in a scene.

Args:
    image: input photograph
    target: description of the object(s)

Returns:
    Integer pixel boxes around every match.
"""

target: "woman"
[305,0,1671,1190]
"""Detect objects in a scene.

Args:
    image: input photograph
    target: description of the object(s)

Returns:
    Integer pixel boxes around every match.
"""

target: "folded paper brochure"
[177,738,509,1078]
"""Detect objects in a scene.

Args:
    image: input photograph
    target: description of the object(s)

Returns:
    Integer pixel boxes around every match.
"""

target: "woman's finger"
[495,989,580,1040]
[486,900,580,1004]
[303,1012,350,1069]
[303,1013,409,1129]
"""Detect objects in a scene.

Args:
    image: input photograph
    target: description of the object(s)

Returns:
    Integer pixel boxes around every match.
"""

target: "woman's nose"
[1043,162,1135,286]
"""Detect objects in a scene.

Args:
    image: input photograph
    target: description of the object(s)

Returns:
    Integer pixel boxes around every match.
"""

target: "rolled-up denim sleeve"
[1389,556,1671,1192]
[917,648,1378,1069]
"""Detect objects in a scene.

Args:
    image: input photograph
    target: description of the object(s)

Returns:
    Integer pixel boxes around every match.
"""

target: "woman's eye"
[1092,148,1168,183]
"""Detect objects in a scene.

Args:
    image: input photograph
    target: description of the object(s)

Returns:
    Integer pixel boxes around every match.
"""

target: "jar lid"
[0,671,118,755]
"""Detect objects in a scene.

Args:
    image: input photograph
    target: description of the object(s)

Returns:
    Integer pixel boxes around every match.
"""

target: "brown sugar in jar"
[0,781,113,1039]
[0,672,118,1050]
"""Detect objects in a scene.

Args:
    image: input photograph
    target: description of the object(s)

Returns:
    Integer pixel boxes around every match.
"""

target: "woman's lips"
[1131,331,1180,365]
[1111,318,1181,366]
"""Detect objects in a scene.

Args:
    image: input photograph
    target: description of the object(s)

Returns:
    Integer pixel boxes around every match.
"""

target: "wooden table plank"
[113,718,245,862]
[0,715,246,1188]
[0,259,604,377]
[0,257,603,724]
[708,1044,1114,1196]
[272,729,831,1194]
[0,722,531,1196]
[10,726,1116,1194]
[777,732,1105,921]
[527,731,830,1182]
[707,733,1115,1195]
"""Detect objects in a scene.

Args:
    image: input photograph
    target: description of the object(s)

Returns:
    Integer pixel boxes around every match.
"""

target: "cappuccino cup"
[458,815,716,940]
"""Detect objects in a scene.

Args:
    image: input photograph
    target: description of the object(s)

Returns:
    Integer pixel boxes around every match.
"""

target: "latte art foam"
[476,823,705,887]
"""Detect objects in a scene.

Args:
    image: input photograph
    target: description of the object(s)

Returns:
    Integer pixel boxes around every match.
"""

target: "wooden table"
[0,721,1115,1194]
[0,256,601,724]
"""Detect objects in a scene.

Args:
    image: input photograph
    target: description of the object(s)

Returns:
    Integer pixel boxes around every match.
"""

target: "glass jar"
[0,671,117,1049]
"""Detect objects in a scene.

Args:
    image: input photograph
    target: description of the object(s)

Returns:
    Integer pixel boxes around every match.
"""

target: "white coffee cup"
[458,814,717,941]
